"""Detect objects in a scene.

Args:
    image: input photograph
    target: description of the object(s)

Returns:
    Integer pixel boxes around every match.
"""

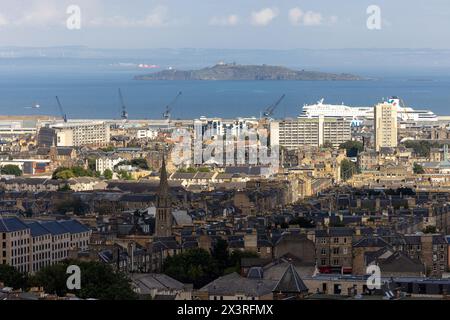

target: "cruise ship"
[300,97,437,123]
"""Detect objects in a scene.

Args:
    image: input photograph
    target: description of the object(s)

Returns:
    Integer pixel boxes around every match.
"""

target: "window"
[321,248,326,255]
[333,238,339,244]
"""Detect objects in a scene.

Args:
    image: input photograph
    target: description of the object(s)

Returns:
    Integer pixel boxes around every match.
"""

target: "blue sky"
[0,0,449,49]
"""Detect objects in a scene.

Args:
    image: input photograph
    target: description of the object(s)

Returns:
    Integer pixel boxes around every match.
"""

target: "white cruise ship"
[300,97,437,123]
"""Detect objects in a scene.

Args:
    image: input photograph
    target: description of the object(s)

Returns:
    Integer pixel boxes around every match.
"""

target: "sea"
[1,58,449,120]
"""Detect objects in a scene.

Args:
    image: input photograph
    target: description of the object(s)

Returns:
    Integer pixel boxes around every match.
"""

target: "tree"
[321,141,334,149]
[289,217,315,228]
[103,169,113,180]
[87,158,97,171]
[29,260,137,300]
[211,239,229,274]
[0,264,28,289]
[413,163,425,174]
[341,159,359,181]
[130,158,150,170]
[54,169,75,180]
[339,140,364,157]
[163,248,220,289]
[58,184,72,192]
[404,140,439,157]
[55,198,89,215]
[0,165,23,176]
[422,225,437,234]
[52,166,96,180]
[118,170,133,180]
[227,251,259,274]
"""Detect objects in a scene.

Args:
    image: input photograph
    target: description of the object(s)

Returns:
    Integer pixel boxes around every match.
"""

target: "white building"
[96,156,124,174]
[374,101,398,151]
[270,116,352,150]
[136,129,158,139]
[52,121,110,147]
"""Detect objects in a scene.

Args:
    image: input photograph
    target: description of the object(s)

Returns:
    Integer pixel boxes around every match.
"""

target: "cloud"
[251,8,278,26]
[0,14,9,27]
[303,11,323,26]
[209,14,239,26]
[89,5,170,28]
[138,6,170,27]
[288,7,324,26]
[329,16,338,24]
[288,8,303,26]
[13,1,63,27]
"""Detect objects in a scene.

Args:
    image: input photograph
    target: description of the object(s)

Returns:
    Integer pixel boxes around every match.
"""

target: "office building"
[270,116,351,150]
[52,121,110,147]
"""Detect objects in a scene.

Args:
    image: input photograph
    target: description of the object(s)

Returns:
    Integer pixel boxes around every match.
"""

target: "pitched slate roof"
[353,236,390,248]
[39,221,70,235]
[58,220,90,234]
[0,217,29,232]
[272,264,308,293]
[200,272,277,297]
[131,273,185,295]
[26,221,51,237]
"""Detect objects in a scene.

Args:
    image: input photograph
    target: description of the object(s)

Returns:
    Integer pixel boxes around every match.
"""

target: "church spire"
[158,155,169,197]
[155,154,173,237]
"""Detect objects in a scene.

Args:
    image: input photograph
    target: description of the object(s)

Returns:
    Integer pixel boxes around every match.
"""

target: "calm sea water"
[0,59,449,119]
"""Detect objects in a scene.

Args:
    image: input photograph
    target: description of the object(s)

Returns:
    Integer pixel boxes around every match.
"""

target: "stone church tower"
[155,156,173,237]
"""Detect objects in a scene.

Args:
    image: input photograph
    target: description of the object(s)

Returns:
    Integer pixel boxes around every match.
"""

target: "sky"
[0,0,449,49]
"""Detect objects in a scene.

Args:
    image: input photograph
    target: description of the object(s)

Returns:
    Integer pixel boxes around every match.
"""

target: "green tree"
[340,159,359,181]
[0,264,28,289]
[54,197,89,215]
[130,158,150,170]
[118,170,133,180]
[54,169,75,180]
[289,217,315,228]
[413,163,425,174]
[163,248,220,289]
[103,169,113,180]
[404,140,439,157]
[211,239,229,274]
[0,164,23,176]
[58,184,72,192]
[227,251,259,274]
[339,140,364,157]
[321,141,334,149]
[87,158,97,171]
[422,225,437,234]
[29,260,137,300]
[52,166,96,180]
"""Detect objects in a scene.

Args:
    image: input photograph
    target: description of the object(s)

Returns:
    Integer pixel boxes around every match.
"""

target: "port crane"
[262,94,286,119]
[163,91,182,120]
[55,96,67,123]
[118,88,128,120]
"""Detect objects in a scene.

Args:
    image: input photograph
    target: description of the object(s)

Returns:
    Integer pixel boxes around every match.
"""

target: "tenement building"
[0,217,91,273]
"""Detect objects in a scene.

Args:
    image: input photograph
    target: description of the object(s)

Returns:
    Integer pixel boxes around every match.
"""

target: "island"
[134,63,363,81]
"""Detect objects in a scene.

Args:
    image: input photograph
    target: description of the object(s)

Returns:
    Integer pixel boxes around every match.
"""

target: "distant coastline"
[134,63,363,81]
